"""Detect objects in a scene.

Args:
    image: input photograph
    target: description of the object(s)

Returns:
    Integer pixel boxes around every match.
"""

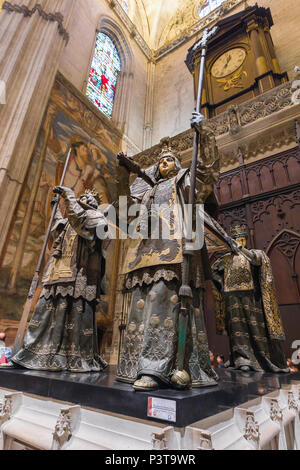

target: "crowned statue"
[12,187,109,372]
[115,114,220,391]
[212,224,289,373]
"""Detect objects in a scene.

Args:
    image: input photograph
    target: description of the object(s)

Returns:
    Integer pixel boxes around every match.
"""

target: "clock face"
[211,48,247,78]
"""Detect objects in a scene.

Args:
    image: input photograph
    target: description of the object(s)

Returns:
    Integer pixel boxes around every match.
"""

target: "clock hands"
[224,54,232,69]
[212,49,246,78]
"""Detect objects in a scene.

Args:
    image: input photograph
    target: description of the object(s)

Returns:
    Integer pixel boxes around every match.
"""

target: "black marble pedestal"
[0,366,299,428]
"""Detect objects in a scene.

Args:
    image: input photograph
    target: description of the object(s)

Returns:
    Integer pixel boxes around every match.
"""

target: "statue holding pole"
[11,145,109,372]
[211,224,289,373]
[116,26,220,391]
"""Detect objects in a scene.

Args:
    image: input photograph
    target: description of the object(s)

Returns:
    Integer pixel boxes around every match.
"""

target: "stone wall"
[58,0,148,154]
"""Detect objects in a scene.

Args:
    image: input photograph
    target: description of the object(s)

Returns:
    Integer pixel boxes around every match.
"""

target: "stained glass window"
[86,32,121,119]
[198,0,226,19]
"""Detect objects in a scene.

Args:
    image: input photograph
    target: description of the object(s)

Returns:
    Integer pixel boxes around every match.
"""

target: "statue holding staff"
[116,26,221,391]
[116,116,220,391]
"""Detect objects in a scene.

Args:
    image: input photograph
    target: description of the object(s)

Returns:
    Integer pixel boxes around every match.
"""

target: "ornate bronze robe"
[117,132,220,387]
[212,250,288,373]
[12,189,108,372]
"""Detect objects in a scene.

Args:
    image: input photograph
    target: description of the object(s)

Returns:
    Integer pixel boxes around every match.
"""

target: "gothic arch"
[266,229,300,273]
[86,16,134,133]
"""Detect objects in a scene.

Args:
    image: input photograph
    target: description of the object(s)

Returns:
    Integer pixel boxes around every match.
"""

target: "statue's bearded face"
[159,155,176,178]
[235,236,247,248]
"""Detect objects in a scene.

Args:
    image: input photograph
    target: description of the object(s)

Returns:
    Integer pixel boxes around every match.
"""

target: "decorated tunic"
[117,123,221,386]
[212,249,288,372]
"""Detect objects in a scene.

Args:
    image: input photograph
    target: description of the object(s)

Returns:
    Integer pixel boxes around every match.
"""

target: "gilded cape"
[212,250,285,341]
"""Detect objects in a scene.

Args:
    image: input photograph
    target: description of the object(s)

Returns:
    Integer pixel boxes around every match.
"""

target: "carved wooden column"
[237,149,255,248]
[143,59,155,150]
[0,0,76,259]
[247,19,272,93]
[263,25,281,75]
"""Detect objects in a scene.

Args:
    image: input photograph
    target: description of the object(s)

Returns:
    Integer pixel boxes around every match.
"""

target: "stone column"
[0,0,76,259]
[143,59,155,150]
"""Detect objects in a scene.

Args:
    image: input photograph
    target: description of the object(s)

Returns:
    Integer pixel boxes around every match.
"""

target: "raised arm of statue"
[194,121,220,203]
[53,186,108,244]
[50,195,68,236]
[53,186,92,237]
[115,160,132,200]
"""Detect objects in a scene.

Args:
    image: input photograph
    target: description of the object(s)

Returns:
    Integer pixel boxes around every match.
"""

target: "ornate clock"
[186,5,288,117]
[211,48,247,79]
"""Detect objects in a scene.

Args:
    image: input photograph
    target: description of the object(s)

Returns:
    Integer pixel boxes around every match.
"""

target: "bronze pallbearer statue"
[116,114,220,391]
[12,187,108,372]
[212,224,289,373]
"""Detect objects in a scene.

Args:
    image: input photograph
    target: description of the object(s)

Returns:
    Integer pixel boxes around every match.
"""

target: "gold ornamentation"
[121,179,183,274]
[170,295,178,305]
[223,254,254,292]
[164,317,174,329]
[128,322,137,334]
[136,299,145,309]
[198,332,206,342]
[256,251,285,341]
[150,315,160,328]
[212,48,246,78]
[43,224,77,283]
[170,370,191,389]
[217,66,247,91]
[194,308,200,317]
[212,282,226,334]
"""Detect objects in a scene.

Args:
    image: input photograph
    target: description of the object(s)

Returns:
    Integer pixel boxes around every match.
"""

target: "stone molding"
[155,0,244,61]
[104,0,244,62]
[133,81,298,170]
[105,0,152,59]
[2,1,69,43]
[0,386,299,450]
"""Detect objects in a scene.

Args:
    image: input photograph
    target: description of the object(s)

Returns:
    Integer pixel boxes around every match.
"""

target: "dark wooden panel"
[210,147,300,357]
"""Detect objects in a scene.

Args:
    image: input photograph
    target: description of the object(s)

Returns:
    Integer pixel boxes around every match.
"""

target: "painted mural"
[0,75,122,352]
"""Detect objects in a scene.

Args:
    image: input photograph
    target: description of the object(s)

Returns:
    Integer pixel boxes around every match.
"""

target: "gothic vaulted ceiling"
[128,0,222,49]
